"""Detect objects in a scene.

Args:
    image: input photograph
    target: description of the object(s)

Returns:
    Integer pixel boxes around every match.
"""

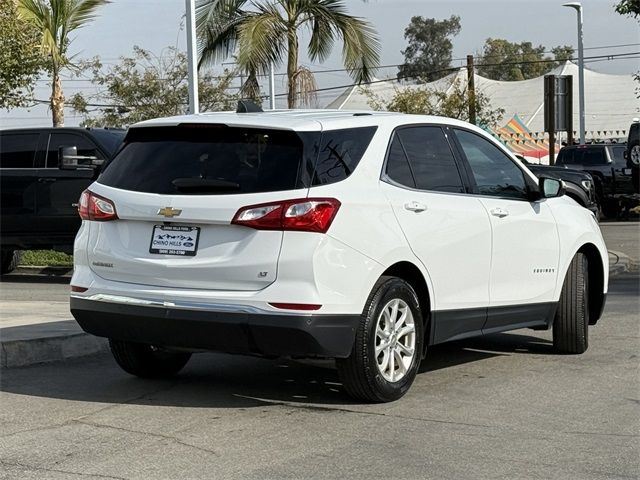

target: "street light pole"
[269,62,276,110]
[185,0,199,115]
[563,2,585,145]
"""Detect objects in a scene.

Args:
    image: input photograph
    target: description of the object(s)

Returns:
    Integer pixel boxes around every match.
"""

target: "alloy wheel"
[375,298,416,382]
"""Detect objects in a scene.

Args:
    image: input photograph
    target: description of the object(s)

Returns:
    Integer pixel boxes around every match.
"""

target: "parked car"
[518,157,600,218]
[0,127,125,273]
[555,143,637,217]
[623,120,639,194]
[70,107,608,402]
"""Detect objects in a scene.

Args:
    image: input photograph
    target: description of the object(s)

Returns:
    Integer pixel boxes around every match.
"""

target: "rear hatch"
[87,124,316,291]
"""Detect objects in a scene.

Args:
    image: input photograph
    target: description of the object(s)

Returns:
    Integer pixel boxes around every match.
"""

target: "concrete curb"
[1,332,108,368]
[1,253,636,369]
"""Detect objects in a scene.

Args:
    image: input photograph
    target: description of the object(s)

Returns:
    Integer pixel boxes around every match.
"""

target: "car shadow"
[0,273,71,284]
[0,331,552,408]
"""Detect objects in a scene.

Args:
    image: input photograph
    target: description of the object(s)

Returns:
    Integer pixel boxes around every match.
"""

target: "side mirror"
[58,146,101,170]
[540,176,565,198]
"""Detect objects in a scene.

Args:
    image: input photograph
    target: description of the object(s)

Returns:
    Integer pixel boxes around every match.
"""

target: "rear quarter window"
[311,127,377,186]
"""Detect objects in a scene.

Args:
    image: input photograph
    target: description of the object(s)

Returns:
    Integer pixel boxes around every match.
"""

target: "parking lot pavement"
[0,220,637,368]
[1,271,638,480]
[600,221,640,267]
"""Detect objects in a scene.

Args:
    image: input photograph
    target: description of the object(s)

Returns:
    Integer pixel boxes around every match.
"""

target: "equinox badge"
[157,207,182,218]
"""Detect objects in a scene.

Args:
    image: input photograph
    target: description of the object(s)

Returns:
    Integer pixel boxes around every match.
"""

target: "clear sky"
[2,0,639,128]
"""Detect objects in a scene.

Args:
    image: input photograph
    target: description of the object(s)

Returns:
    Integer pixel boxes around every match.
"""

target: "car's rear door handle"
[37,178,57,183]
[404,201,427,213]
[490,207,509,218]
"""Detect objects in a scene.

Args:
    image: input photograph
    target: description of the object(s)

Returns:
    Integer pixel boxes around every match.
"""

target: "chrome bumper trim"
[70,293,312,316]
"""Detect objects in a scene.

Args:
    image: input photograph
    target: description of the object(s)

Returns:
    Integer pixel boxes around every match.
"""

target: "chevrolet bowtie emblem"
[157,207,182,218]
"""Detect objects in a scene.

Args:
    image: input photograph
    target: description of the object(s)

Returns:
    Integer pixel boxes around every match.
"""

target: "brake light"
[78,190,118,221]
[231,198,341,233]
[71,285,88,293]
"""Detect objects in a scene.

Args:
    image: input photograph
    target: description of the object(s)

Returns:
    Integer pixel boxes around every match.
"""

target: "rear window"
[557,147,606,166]
[98,125,376,195]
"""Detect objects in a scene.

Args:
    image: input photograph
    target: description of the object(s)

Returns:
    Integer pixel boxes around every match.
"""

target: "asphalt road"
[1,271,638,480]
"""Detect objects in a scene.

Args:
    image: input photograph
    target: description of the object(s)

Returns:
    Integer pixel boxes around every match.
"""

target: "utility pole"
[466,55,476,125]
[185,0,199,114]
[563,2,585,144]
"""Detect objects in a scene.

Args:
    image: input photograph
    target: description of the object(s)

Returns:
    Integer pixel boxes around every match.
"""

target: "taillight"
[231,198,341,233]
[78,190,118,221]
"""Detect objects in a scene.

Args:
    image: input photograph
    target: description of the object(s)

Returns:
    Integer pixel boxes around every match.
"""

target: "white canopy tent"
[326,61,639,140]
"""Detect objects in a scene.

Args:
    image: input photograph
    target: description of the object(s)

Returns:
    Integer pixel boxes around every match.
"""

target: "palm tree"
[196,0,380,108]
[17,0,110,127]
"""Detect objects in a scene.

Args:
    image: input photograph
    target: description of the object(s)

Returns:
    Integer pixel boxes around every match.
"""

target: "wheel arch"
[564,183,588,207]
[380,261,432,356]
[577,242,606,325]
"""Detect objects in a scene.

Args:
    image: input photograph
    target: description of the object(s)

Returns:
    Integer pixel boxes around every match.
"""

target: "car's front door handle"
[490,207,509,218]
[404,201,427,213]
[37,178,57,183]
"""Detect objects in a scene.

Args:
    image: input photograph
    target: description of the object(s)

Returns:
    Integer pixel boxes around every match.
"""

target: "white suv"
[70,108,608,402]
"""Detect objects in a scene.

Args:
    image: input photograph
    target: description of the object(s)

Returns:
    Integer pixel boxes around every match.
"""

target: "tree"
[364,78,504,128]
[196,0,380,108]
[17,0,110,127]
[614,0,639,98]
[71,46,237,128]
[397,15,461,83]
[478,38,574,81]
[615,0,640,18]
[0,0,47,109]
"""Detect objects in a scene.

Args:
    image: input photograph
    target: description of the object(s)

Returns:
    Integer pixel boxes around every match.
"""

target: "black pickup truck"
[518,156,600,218]
[556,143,638,218]
[0,127,125,273]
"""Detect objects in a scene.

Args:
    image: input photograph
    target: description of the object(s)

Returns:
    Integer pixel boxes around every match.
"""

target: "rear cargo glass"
[98,125,377,195]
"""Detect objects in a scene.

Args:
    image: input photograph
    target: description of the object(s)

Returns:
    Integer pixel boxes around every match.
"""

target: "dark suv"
[556,143,638,218]
[624,121,639,193]
[0,127,125,273]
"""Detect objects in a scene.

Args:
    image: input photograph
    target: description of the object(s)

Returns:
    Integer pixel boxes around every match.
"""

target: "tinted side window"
[455,129,528,200]
[0,133,39,168]
[397,127,464,193]
[46,133,104,168]
[610,146,626,166]
[385,133,415,188]
[311,127,377,186]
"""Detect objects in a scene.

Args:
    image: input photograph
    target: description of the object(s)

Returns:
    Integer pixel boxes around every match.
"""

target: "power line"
[13,50,639,112]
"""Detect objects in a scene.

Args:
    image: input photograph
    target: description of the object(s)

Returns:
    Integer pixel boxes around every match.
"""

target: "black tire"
[553,253,589,354]
[601,199,619,220]
[109,339,191,378]
[337,276,424,403]
[1,249,21,274]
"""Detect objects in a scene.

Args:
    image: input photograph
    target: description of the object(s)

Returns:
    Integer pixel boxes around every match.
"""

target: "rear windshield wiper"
[172,178,241,193]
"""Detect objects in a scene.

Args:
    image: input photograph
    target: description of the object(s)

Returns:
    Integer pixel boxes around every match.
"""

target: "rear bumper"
[70,297,359,359]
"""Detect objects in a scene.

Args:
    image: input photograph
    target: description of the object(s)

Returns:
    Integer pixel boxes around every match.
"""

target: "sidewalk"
[0,251,635,369]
